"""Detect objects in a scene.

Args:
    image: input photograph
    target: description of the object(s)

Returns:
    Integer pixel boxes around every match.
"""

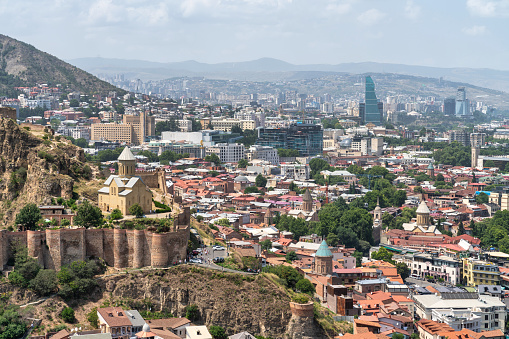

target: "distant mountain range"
[0,35,123,96]
[69,57,509,93]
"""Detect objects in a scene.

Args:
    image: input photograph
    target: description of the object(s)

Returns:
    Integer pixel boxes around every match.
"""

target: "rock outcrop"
[0,118,90,227]
[3,266,328,338]
[286,315,325,339]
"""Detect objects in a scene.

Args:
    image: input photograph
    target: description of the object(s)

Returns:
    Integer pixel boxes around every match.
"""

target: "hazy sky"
[1,0,508,69]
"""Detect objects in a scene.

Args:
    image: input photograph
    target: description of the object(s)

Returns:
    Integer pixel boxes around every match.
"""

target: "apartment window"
[485,315,488,321]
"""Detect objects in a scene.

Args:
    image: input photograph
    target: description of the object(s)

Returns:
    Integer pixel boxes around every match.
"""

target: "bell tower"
[118,147,136,178]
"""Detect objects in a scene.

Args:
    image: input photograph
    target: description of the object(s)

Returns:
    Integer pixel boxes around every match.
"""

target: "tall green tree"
[74,201,103,228]
[209,326,227,339]
[396,262,410,280]
[15,203,41,230]
[237,158,249,168]
[260,239,272,251]
[29,269,58,296]
[255,174,267,187]
[204,153,221,164]
[371,247,395,264]
[129,203,144,218]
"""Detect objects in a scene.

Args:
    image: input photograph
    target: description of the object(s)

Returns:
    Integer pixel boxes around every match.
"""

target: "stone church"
[98,147,153,215]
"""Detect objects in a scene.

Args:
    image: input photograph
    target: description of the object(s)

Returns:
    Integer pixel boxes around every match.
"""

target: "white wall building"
[413,293,506,332]
[206,143,245,163]
[246,145,279,165]
[281,163,310,180]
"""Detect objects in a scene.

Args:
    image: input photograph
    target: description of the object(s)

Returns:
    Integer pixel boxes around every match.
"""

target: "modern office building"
[362,76,383,125]
[206,143,245,163]
[256,123,323,156]
[444,98,456,115]
[455,87,470,116]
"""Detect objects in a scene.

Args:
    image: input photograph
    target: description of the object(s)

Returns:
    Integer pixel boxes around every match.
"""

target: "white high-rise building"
[206,143,245,163]
[246,145,279,165]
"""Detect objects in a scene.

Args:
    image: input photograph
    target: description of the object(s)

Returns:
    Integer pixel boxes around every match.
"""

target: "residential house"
[97,307,133,339]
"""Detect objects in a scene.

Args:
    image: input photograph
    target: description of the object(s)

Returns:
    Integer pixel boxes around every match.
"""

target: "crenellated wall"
[0,226,189,271]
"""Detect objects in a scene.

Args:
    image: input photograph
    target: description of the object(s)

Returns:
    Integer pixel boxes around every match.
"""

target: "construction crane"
[355,174,383,190]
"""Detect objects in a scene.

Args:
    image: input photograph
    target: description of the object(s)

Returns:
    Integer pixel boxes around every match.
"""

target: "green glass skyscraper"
[363,76,383,125]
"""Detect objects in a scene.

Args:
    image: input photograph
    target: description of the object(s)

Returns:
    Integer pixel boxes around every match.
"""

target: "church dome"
[416,200,430,214]
[315,240,333,257]
[142,323,150,332]
[340,138,352,147]
[234,176,249,182]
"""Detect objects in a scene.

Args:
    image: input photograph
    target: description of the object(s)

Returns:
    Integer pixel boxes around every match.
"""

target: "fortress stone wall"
[0,225,189,271]
[136,168,168,194]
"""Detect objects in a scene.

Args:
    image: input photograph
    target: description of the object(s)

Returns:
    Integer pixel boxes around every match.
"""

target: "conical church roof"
[315,240,333,257]
[302,189,312,202]
[118,147,135,161]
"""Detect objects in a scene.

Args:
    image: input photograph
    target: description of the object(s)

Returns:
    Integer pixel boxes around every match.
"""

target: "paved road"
[197,246,227,265]
[192,262,255,275]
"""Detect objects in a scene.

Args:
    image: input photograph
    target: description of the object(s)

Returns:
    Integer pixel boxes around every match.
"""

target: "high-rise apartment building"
[91,112,155,145]
[448,129,470,147]
[444,98,456,115]
[256,123,323,156]
[455,87,470,116]
[363,76,383,125]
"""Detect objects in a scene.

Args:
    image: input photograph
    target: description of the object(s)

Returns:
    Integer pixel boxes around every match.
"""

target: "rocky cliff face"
[286,315,325,339]
[0,119,89,226]
[3,266,328,338]
[102,267,295,338]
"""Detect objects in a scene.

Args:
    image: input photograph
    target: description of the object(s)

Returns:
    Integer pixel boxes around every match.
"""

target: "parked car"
[213,257,224,263]
[213,245,225,251]
[189,258,202,264]
[192,250,200,256]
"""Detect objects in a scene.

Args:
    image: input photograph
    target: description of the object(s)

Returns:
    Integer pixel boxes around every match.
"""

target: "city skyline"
[0,0,508,70]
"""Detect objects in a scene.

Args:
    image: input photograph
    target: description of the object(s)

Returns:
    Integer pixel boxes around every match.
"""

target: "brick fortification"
[0,214,189,271]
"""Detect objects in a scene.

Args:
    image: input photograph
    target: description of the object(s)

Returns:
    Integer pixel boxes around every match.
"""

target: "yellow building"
[90,112,155,145]
[98,147,152,215]
[462,258,500,286]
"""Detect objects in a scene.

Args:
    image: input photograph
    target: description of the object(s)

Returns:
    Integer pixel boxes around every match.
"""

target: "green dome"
[427,163,434,169]
[315,240,333,257]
